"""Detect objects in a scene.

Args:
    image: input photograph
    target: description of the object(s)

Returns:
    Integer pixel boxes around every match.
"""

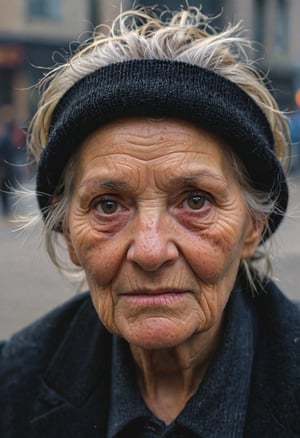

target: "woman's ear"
[240,216,266,260]
[63,222,82,267]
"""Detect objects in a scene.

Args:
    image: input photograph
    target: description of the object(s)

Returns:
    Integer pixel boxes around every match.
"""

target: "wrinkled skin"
[64,117,263,421]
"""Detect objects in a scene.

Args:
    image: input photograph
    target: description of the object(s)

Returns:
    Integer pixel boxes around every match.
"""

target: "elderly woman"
[1,6,299,437]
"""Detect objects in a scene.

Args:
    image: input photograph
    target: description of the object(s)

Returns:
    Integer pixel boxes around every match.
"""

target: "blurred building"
[0,0,87,126]
[226,0,300,110]
[0,0,133,126]
[0,0,299,128]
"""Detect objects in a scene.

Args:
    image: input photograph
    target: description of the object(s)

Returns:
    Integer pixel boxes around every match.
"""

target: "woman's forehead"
[73,117,237,193]
[77,116,228,162]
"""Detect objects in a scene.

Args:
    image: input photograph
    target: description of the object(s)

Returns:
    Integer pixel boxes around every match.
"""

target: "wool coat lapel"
[31,298,112,437]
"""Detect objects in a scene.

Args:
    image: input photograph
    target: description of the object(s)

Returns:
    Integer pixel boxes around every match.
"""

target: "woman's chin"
[117,316,195,350]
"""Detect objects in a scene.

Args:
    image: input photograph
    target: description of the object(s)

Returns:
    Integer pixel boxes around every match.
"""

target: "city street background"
[1,172,300,339]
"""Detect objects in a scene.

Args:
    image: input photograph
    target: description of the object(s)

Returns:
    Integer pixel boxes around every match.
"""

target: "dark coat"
[0,279,299,437]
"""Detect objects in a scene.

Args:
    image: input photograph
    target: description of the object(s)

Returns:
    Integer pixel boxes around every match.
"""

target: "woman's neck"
[130,321,222,424]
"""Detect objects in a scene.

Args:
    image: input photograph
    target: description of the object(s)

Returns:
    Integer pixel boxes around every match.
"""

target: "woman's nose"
[127,214,179,272]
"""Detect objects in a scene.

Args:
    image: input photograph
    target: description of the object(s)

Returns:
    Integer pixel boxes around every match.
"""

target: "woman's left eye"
[183,193,209,210]
[94,198,123,215]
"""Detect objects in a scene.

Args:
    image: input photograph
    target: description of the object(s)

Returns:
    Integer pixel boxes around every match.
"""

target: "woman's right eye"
[94,198,123,215]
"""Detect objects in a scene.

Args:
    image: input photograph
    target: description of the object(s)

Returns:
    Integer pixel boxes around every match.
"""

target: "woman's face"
[65,117,262,350]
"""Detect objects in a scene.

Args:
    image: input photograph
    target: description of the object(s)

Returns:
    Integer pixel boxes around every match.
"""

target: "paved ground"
[1,174,300,339]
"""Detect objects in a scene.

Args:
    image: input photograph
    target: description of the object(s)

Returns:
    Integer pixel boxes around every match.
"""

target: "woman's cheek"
[78,235,121,333]
[76,227,129,289]
[80,244,115,286]
[88,279,118,334]
[184,228,243,283]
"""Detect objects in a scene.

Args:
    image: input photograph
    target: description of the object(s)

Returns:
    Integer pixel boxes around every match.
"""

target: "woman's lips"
[120,290,190,305]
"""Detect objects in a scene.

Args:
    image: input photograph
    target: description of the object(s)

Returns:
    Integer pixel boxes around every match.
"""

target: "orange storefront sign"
[0,45,24,67]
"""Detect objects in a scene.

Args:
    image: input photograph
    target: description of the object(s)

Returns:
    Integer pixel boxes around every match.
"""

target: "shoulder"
[252,279,299,390]
[0,292,112,436]
[245,279,300,436]
[0,293,93,412]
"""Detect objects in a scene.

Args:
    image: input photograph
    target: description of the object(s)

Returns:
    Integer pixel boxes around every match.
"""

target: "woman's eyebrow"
[169,172,228,188]
[79,178,133,191]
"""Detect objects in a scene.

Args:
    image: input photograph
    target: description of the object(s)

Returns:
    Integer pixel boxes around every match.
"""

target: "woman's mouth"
[120,289,191,306]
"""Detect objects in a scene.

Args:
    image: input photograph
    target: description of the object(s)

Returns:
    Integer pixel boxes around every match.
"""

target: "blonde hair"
[26,5,290,286]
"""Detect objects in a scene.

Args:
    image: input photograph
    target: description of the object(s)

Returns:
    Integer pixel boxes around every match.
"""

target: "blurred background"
[1,0,300,339]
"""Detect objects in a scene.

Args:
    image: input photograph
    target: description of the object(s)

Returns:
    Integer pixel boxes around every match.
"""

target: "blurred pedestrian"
[0,121,13,216]
[10,126,27,183]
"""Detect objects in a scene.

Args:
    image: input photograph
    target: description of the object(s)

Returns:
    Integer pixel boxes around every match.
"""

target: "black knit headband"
[36,59,288,236]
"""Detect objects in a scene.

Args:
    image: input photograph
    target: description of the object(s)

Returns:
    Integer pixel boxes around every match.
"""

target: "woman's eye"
[185,194,207,210]
[95,199,121,214]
